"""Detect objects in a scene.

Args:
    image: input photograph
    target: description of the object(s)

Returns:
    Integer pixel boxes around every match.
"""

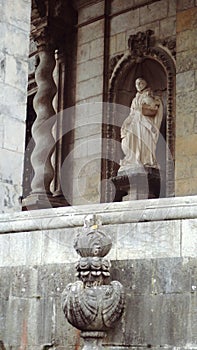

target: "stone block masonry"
[0,196,196,349]
[73,1,106,205]
[175,5,197,196]
[0,0,31,213]
[109,0,176,57]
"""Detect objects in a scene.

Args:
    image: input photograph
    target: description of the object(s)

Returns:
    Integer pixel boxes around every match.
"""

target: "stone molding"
[1,196,197,234]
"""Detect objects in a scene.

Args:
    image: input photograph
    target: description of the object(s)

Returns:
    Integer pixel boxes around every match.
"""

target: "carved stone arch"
[102,34,176,202]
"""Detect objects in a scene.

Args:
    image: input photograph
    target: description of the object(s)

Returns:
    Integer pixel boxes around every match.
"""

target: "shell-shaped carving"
[62,280,125,331]
[102,281,125,328]
[62,281,98,330]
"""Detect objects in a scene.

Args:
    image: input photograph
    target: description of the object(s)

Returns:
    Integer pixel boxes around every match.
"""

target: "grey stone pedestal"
[111,167,161,201]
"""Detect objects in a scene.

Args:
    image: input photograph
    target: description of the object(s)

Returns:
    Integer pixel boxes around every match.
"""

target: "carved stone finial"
[62,215,125,350]
[74,214,112,258]
[83,214,102,229]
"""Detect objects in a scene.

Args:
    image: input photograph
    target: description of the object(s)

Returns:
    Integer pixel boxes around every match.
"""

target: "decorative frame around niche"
[102,30,176,202]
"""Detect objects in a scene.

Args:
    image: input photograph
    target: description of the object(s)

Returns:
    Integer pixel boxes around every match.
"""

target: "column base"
[22,193,68,211]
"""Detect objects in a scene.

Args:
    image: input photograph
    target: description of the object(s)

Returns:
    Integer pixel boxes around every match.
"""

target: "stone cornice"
[1,196,197,233]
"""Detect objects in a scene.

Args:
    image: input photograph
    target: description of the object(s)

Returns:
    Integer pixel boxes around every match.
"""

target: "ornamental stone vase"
[62,214,125,349]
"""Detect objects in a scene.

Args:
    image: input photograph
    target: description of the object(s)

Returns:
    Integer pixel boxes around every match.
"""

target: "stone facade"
[0,0,31,213]
[0,0,197,350]
[73,2,105,205]
[175,3,197,195]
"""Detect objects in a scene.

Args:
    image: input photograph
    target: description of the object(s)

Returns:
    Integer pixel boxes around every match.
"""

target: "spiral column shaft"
[31,47,56,194]
[22,31,67,209]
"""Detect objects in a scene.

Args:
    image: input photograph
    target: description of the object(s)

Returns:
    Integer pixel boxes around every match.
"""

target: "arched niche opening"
[102,50,176,203]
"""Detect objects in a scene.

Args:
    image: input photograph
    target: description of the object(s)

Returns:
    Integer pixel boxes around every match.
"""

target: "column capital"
[31,0,76,50]
[31,17,54,50]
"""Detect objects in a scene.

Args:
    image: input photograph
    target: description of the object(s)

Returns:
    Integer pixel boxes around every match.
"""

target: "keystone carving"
[62,214,125,349]
[128,29,155,57]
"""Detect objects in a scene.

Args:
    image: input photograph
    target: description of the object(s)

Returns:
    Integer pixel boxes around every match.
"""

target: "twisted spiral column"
[30,46,57,195]
[22,35,68,210]
[22,8,70,210]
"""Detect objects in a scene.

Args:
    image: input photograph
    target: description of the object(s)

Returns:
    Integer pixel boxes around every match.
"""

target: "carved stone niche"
[102,30,176,203]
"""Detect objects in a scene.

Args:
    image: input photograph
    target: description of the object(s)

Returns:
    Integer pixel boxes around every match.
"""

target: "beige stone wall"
[73,1,105,205]
[0,0,31,213]
[110,0,176,58]
[175,3,197,195]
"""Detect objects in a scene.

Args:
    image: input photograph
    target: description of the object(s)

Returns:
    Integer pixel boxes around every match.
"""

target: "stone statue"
[119,78,163,173]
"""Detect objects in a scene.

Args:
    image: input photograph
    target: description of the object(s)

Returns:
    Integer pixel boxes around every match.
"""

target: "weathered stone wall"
[175,1,197,196]
[72,1,105,205]
[109,0,176,57]
[0,0,31,213]
[0,196,197,349]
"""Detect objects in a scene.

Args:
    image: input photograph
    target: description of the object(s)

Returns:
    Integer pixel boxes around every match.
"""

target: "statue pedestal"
[22,193,68,210]
[111,167,160,201]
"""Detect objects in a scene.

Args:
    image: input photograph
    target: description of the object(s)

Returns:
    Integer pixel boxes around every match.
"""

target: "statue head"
[135,78,147,92]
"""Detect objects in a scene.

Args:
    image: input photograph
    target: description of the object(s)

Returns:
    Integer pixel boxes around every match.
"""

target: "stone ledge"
[1,195,197,233]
